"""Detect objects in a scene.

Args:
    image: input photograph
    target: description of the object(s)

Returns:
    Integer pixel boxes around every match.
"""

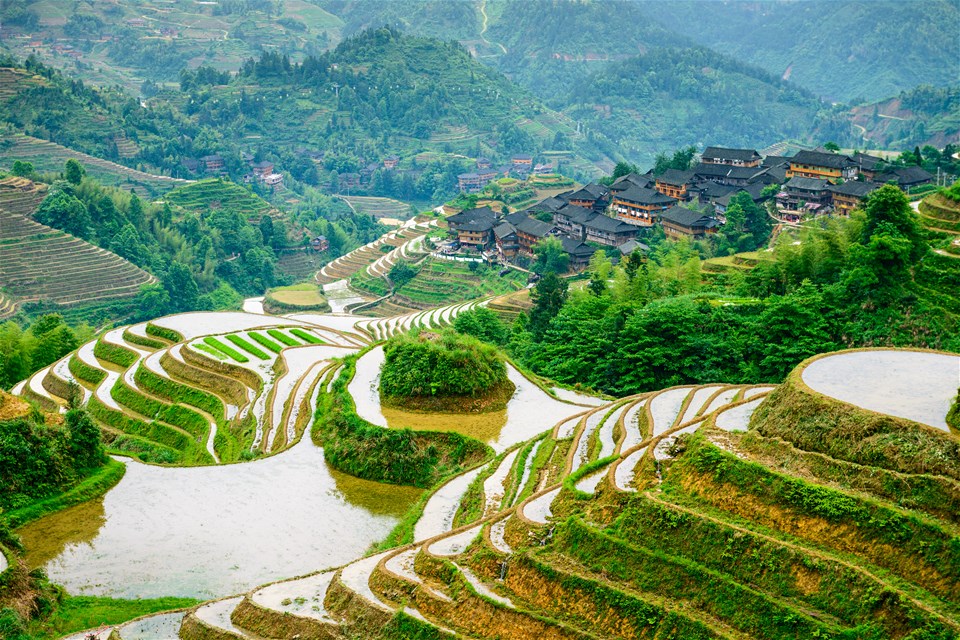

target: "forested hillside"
[568,47,854,166]
[643,0,960,103]
[851,83,960,149]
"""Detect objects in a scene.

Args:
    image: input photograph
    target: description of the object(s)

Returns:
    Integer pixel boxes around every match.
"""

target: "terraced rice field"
[341,195,415,220]
[163,178,277,221]
[0,177,155,314]
[0,134,189,197]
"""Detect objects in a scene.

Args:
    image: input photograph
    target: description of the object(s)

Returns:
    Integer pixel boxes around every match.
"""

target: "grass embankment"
[379,330,515,414]
[2,458,125,529]
[313,352,491,488]
[750,355,960,481]
[263,283,330,313]
[29,597,199,640]
[948,388,960,431]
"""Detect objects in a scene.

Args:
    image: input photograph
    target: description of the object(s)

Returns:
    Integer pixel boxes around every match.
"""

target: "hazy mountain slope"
[643,0,960,103]
[850,84,960,149]
[568,47,854,166]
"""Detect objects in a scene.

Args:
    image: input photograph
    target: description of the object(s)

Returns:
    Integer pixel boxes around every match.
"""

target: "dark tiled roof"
[790,150,856,170]
[610,173,654,191]
[761,155,792,168]
[567,183,609,201]
[505,211,531,225]
[785,176,830,191]
[660,206,719,229]
[615,185,675,205]
[697,182,737,199]
[726,166,762,180]
[447,206,496,224]
[560,236,595,257]
[556,203,595,223]
[493,222,517,239]
[716,183,766,206]
[656,169,696,186]
[702,147,761,162]
[693,163,733,178]
[515,217,556,237]
[828,181,882,198]
[532,196,569,212]
[853,152,884,171]
[584,213,636,234]
[617,239,650,255]
[876,166,933,186]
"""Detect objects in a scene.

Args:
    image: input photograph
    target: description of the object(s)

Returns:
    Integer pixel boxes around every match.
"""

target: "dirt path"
[478,0,507,54]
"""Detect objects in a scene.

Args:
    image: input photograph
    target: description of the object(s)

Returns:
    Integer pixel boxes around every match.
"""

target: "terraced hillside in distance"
[341,195,416,221]
[40,341,956,639]
[0,176,155,318]
[0,132,191,197]
[914,189,960,317]
[163,178,279,222]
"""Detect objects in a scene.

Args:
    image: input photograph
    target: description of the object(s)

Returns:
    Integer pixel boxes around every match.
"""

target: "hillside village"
[444,145,937,271]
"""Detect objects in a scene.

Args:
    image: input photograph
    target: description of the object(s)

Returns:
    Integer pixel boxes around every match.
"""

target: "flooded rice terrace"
[20,436,422,599]
[16,308,587,601]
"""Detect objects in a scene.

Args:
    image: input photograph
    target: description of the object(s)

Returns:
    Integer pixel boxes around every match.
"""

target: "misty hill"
[851,84,960,150]
[568,47,854,166]
[642,0,960,103]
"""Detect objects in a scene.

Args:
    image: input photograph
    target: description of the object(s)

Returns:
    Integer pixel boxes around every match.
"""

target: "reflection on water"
[19,437,421,600]
[351,347,584,452]
[20,498,107,569]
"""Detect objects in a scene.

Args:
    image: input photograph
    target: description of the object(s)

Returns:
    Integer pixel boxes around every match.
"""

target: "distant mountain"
[567,47,854,166]
[641,0,960,103]
[850,84,960,150]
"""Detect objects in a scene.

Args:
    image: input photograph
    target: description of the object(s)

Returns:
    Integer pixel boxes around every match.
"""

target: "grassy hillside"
[850,83,960,150]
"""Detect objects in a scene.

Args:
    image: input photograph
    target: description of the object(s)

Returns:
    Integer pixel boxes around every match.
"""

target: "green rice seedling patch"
[289,328,324,344]
[248,331,283,353]
[203,337,249,363]
[225,334,269,360]
[268,329,299,346]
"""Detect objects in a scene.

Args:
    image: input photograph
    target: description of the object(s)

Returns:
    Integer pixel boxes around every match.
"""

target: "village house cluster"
[446,146,934,270]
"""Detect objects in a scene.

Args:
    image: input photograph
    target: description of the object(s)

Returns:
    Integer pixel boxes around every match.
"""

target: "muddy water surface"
[19,437,421,600]
[351,347,583,452]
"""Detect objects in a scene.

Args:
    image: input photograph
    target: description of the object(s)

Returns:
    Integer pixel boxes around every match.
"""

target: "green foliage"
[532,236,569,275]
[225,333,269,360]
[247,331,283,354]
[287,328,323,344]
[380,329,509,400]
[0,407,107,513]
[453,307,509,346]
[389,260,418,289]
[202,336,249,363]
[948,389,960,431]
[63,159,85,186]
[0,315,90,388]
[314,353,491,488]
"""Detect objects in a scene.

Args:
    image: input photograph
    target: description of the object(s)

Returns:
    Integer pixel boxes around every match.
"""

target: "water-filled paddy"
[801,350,959,431]
[19,437,421,600]
[350,347,584,452]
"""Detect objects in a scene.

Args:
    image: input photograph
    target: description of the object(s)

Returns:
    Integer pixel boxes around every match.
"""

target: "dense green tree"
[64,159,85,185]
[34,187,91,239]
[389,260,417,289]
[163,262,200,311]
[532,236,569,275]
[528,271,568,340]
[453,307,508,346]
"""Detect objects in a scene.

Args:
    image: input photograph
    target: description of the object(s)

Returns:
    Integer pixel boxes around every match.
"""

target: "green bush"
[380,329,509,399]
[248,331,283,353]
[225,334,269,360]
[203,336,248,363]
[314,354,491,488]
[948,388,960,431]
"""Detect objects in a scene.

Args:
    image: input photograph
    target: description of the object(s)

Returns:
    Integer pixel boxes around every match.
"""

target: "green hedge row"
[313,353,491,488]
[94,339,138,367]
